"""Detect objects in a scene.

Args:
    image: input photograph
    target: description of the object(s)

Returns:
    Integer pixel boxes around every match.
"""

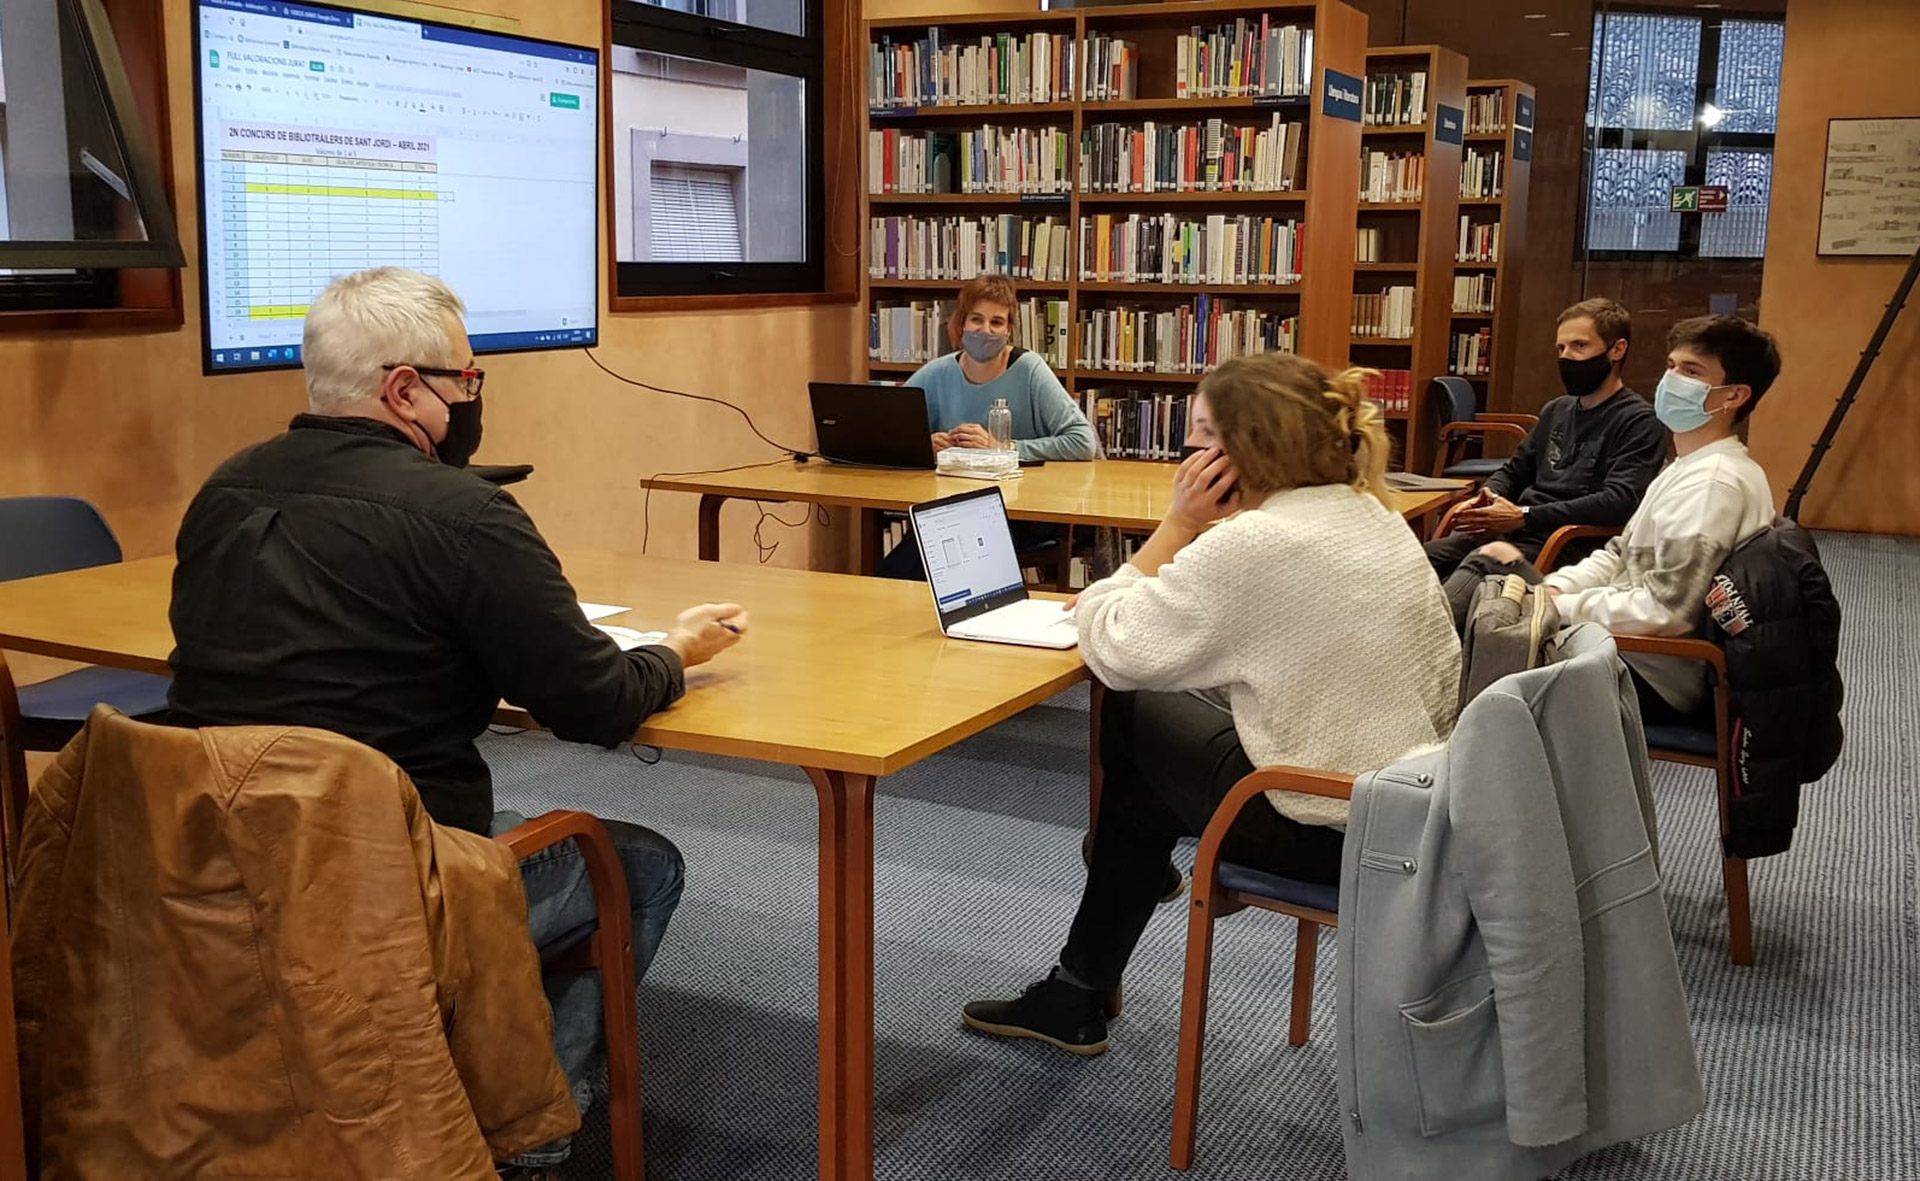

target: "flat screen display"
[193,0,599,372]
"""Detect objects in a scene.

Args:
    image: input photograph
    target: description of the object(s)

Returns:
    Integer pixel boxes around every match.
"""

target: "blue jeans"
[492,811,685,1166]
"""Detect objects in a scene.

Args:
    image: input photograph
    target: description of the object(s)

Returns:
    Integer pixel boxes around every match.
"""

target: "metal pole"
[1782,245,1920,522]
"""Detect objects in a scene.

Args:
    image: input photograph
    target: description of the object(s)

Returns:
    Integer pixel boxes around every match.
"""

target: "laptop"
[809,382,938,469]
[907,486,1079,649]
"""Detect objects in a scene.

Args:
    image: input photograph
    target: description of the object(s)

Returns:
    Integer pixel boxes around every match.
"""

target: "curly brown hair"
[1197,353,1390,504]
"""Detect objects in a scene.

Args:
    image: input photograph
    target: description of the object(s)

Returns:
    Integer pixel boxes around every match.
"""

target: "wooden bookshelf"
[862,0,1370,460]
[1348,44,1466,473]
[1449,78,1534,415]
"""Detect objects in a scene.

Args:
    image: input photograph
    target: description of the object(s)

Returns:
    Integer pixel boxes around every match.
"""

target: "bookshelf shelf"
[867,102,1076,119]
[1077,281,1302,295]
[863,0,1371,428]
[1450,311,1493,320]
[1076,190,1308,205]
[1451,78,1534,414]
[1351,44,1468,473]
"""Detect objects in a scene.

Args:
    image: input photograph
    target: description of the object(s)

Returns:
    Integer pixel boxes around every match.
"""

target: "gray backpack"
[1458,573,1561,708]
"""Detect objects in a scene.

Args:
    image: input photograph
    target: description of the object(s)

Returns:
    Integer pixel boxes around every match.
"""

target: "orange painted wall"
[1749,0,1920,536]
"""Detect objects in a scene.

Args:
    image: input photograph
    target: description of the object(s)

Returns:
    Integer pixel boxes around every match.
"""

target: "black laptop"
[808,382,938,469]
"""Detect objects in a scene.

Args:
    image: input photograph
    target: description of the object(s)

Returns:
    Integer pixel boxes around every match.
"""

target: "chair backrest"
[0,498,122,584]
[1429,376,1477,427]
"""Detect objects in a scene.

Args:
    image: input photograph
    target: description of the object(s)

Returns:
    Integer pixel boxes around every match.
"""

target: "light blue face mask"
[961,329,1009,364]
[1654,369,1730,433]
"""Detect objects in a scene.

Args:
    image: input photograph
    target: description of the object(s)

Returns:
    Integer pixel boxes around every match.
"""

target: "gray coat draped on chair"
[1336,624,1703,1179]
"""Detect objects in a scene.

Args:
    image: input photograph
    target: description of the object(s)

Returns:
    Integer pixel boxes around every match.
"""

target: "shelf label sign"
[1436,104,1465,145]
[1514,127,1533,162]
[1516,93,1536,132]
[1323,68,1363,123]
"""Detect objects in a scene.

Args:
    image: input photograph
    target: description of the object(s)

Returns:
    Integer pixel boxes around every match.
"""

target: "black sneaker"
[1081,831,1188,904]
[963,969,1110,1055]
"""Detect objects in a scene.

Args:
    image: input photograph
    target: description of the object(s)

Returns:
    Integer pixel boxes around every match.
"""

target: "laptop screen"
[914,491,1025,616]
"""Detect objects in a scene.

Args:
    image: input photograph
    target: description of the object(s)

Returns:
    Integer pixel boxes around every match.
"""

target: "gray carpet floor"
[482,530,1918,1181]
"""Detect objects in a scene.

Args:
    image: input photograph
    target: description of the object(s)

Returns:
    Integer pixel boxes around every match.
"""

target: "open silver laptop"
[907,486,1078,650]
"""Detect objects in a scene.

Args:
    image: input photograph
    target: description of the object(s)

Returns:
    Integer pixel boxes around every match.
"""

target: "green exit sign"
[1670,185,1700,212]
[549,92,581,109]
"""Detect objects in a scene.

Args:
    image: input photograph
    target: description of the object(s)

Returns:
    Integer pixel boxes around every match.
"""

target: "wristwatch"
[1520,505,1531,520]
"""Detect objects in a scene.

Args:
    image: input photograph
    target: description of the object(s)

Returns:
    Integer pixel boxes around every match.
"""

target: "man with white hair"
[167,267,742,1173]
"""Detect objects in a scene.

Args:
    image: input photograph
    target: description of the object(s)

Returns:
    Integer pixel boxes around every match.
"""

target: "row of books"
[867,214,1072,283]
[1081,212,1304,286]
[1451,328,1493,376]
[1466,91,1508,135]
[868,127,1073,195]
[1079,116,1304,193]
[1364,70,1427,126]
[1352,287,1416,339]
[1078,298,1298,374]
[1362,369,1416,414]
[869,31,1075,108]
[1356,226,1390,263]
[1361,150,1425,204]
[1456,218,1500,263]
[1082,33,1140,101]
[870,297,1071,368]
[1173,18,1314,99]
[1078,390,1198,460]
[1461,146,1506,200]
[1452,273,1496,314]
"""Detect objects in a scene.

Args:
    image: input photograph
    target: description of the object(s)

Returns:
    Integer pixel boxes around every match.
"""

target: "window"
[611,0,823,297]
[1581,9,1783,260]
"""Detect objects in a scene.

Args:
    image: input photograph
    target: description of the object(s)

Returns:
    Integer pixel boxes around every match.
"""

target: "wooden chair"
[493,812,648,1180]
[1428,376,1529,483]
[1170,766,1354,1171]
[1610,635,1752,966]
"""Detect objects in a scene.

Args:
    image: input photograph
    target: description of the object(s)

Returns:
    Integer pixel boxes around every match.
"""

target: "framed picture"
[1818,117,1920,257]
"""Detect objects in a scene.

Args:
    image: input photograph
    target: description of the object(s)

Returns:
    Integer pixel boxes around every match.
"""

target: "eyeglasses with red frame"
[382,363,485,399]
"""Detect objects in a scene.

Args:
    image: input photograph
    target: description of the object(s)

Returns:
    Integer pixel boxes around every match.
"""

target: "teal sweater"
[905,350,1098,461]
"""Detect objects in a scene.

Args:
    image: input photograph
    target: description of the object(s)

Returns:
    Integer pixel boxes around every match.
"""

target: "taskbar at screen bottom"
[206,326,597,371]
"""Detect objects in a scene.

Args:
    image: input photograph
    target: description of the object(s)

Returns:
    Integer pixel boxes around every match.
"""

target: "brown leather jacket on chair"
[11,707,578,1178]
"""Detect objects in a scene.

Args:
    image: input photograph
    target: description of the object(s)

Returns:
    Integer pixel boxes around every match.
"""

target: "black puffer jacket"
[1704,518,1844,858]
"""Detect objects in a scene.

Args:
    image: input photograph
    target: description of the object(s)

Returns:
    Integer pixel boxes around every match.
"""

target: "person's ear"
[1715,384,1751,416]
[1607,338,1629,366]
[380,366,424,423]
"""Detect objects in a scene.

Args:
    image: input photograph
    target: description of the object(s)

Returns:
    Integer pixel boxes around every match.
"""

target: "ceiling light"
[1550,31,1571,36]
[1699,102,1728,128]
[1523,12,1547,17]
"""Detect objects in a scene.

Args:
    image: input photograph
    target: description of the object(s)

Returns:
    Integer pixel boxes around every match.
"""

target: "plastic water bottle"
[988,398,1014,451]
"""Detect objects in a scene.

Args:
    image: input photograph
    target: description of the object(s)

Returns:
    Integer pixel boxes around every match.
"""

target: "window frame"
[607,0,831,304]
[0,0,183,329]
[1579,5,1783,263]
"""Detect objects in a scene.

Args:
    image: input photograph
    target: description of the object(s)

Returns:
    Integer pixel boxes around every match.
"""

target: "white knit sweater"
[1075,483,1462,827]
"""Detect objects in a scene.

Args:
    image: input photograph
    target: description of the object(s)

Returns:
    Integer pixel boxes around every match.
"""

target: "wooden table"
[0,554,1088,1181]
[645,460,1467,569]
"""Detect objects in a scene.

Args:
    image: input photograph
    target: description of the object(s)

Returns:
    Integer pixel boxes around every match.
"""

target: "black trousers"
[1059,689,1346,991]
[1423,528,1547,579]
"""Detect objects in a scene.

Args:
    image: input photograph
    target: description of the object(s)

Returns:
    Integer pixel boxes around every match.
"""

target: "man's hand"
[1169,446,1240,531]
[1455,494,1525,537]
[931,431,954,452]
[662,602,748,668]
[948,422,995,449]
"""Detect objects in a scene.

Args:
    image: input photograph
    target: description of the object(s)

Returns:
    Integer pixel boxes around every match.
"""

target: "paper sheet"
[596,624,669,651]
[580,602,630,622]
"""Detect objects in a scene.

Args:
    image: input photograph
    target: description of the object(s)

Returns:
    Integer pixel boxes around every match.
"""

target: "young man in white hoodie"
[1467,314,1780,720]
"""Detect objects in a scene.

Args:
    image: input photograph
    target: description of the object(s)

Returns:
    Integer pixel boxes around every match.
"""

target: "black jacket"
[1704,518,1844,859]
[1486,389,1668,535]
[167,415,683,834]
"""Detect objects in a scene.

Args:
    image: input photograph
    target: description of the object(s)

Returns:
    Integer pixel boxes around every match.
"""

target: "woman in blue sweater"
[880,274,1098,578]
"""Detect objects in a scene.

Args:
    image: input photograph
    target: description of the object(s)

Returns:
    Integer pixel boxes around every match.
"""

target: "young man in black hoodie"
[1425,298,1669,577]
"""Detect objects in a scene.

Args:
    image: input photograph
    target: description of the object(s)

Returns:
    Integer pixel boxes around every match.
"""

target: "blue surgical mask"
[961,330,1009,364]
[1654,369,1726,434]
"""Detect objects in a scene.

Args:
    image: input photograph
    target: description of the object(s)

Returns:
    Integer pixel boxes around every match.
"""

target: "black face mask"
[424,385,484,468]
[1558,352,1615,399]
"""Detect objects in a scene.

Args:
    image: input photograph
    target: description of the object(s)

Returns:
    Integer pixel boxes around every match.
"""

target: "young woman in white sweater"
[963,353,1462,1056]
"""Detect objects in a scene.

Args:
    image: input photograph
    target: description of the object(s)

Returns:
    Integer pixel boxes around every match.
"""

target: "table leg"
[697,494,728,562]
[857,509,884,577]
[805,767,877,1181]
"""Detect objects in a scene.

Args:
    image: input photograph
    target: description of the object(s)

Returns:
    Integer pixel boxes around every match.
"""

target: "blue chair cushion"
[1217,862,1339,914]
[19,666,172,723]
[1442,458,1507,480]
[1643,722,1719,760]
